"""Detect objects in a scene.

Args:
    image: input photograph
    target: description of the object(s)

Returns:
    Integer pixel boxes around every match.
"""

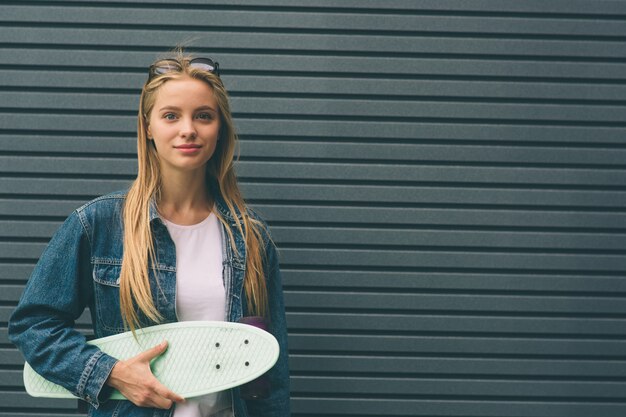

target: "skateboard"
[23,320,279,400]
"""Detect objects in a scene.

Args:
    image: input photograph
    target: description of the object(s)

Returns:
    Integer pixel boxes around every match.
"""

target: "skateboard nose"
[238,316,272,400]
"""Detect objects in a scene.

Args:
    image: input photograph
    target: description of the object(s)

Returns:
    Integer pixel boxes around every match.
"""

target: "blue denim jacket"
[8,186,290,417]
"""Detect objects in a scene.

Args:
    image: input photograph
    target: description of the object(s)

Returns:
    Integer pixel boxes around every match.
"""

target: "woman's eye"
[196,112,213,120]
[163,113,177,120]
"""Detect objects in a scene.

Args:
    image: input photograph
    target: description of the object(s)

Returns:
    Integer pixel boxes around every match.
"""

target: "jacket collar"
[148,179,243,223]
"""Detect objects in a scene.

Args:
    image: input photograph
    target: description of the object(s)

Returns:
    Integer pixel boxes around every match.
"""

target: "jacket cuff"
[76,351,118,408]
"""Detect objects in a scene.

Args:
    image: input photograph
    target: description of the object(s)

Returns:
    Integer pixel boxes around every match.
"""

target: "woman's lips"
[175,144,201,154]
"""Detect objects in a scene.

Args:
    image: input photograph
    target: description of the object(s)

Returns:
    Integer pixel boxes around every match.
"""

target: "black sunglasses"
[148,57,220,79]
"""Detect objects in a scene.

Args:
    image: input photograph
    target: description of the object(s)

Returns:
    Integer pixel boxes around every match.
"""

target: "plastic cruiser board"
[23,321,279,400]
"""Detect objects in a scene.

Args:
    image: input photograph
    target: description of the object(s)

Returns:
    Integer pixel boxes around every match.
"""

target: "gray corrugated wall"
[2,0,626,416]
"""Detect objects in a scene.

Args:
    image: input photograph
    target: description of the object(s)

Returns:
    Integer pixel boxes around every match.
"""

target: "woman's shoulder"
[75,189,128,220]
[245,205,267,224]
[245,206,276,247]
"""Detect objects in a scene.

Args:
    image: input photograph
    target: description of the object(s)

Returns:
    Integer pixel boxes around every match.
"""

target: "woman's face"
[146,75,220,177]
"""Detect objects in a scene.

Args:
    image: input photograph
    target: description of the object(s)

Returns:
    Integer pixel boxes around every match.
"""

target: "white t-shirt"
[162,211,231,416]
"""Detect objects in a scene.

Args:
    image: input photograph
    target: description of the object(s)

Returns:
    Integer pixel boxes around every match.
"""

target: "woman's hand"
[106,340,185,409]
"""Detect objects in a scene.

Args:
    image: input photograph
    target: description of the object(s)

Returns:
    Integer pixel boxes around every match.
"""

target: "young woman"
[8,51,290,417]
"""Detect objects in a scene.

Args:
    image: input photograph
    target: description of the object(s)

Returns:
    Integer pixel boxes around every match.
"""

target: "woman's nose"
[180,118,197,139]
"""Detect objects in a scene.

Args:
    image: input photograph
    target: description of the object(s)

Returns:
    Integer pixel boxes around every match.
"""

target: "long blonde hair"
[120,50,269,332]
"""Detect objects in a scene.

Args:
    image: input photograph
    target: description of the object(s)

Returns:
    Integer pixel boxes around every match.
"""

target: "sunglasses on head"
[148,57,220,80]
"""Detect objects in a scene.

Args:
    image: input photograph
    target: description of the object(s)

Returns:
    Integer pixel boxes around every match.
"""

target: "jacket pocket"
[92,262,126,334]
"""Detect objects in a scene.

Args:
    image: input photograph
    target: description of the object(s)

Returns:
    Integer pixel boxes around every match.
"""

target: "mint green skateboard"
[23,321,279,400]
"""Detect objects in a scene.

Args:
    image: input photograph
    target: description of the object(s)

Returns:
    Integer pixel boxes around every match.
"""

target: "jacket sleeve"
[8,209,118,408]
[245,232,291,417]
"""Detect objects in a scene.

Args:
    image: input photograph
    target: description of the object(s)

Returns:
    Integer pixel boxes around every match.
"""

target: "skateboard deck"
[23,321,279,400]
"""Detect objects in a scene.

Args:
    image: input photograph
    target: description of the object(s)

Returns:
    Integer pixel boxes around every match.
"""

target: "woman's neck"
[157,170,213,225]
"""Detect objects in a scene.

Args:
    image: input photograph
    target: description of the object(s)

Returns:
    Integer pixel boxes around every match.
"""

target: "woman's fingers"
[135,341,185,407]
[153,380,186,405]
[138,340,168,362]
[140,341,185,404]
[106,340,185,409]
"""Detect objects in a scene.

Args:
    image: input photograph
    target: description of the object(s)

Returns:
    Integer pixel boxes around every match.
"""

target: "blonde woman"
[9,51,290,417]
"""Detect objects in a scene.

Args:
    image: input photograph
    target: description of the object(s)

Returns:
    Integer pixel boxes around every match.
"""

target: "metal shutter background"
[2,1,626,416]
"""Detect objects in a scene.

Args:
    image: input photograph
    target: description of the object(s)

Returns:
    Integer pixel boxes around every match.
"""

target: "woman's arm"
[246,234,291,417]
[8,210,118,408]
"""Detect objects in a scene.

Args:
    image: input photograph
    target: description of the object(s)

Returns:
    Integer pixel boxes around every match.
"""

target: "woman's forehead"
[153,76,217,108]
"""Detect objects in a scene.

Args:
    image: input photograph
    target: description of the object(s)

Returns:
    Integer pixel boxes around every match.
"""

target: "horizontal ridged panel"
[3,310,626,338]
[3,5,626,37]
[8,92,626,123]
[2,179,625,208]
[6,26,626,59]
[5,157,626,186]
[4,0,626,15]
[5,48,626,81]
[5,118,626,145]
[3,204,626,233]
[5,136,626,172]
[6,265,626,295]
[3,328,626,360]
[5,221,626,252]
[7,71,626,104]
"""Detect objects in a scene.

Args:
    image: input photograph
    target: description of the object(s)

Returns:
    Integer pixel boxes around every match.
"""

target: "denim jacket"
[8,185,290,417]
